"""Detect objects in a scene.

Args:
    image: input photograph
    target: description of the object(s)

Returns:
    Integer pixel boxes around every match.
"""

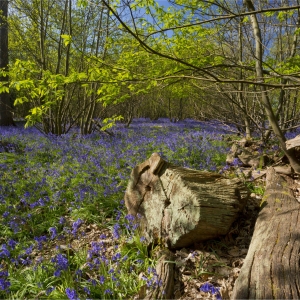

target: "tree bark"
[143,249,176,299]
[125,153,249,249]
[232,167,300,299]
[0,0,14,126]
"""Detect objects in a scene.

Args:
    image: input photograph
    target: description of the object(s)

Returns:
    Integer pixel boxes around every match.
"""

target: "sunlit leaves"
[61,34,72,46]
[76,0,88,8]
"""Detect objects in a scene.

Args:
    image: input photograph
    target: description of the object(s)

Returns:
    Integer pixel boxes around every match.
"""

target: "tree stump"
[124,153,249,249]
[232,167,300,299]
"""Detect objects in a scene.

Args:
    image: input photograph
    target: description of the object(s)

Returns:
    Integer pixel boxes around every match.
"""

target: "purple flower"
[0,245,10,258]
[2,211,9,218]
[49,227,57,239]
[200,282,222,299]
[112,252,121,261]
[45,286,55,295]
[100,233,106,239]
[59,216,66,224]
[113,223,120,239]
[200,282,212,293]
[125,214,135,222]
[0,278,10,292]
[65,288,79,300]
[71,218,83,236]
[7,239,17,250]
[52,253,69,276]
[99,275,105,284]
[104,288,113,295]
[25,244,34,255]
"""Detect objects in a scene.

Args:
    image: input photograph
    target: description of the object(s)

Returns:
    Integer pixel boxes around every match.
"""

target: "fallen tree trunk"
[232,167,300,299]
[125,153,249,249]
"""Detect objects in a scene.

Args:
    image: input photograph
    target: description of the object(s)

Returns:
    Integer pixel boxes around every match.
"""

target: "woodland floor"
[53,182,263,300]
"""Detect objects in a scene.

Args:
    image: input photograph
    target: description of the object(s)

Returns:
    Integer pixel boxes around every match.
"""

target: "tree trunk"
[125,153,249,249]
[245,0,300,174]
[232,167,300,299]
[0,0,14,126]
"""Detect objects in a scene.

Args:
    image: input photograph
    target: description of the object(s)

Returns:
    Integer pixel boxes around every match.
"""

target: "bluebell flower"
[200,282,212,293]
[2,211,9,218]
[59,216,66,224]
[49,227,57,239]
[52,253,69,276]
[112,252,121,261]
[65,288,79,300]
[83,287,90,295]
[0,244,10,258]
[99,275,105,284]
[125,214,135,222]
[7,239,17,250]
[200,282,222,299]
[45,286,55,295]
[0,278,10,292]
[54,269,61,277]
[25,244,34,255]
[104,288,113,295]
[72,218,83,236]
[136,259,144,264]
[113,223,120,239]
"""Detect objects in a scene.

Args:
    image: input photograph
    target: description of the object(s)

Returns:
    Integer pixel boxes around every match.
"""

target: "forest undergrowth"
[0,118,297,299]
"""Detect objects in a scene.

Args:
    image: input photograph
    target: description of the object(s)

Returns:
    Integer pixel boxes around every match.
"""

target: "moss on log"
[125,153,249,249]
[232,167,300,299]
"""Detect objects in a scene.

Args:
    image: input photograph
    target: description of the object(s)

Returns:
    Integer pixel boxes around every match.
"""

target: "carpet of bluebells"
[0,118,238,299]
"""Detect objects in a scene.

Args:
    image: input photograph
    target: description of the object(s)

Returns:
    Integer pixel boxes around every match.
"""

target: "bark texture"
[144,249,176,299]
[125,153,249,249]
[232,167,300,299]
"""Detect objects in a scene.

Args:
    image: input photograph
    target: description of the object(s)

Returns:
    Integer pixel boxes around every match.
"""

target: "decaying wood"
[226,139,271,168]
[286,135,300,150]
[143,249,176,299]
[232,167,300,299]
[125,153,249,249]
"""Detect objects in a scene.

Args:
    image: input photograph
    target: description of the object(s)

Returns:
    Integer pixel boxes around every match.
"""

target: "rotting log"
[232,167,300,299]
[286,135,300,150]
[124,153,249,249]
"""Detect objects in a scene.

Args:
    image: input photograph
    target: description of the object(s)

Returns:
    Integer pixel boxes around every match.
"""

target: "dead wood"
[125,153,249,249]
[231,167,300,299]
[143,249,176,299]
[286,135,300,150]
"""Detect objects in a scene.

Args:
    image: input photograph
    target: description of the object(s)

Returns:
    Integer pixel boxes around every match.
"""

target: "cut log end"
[125,153,249,249]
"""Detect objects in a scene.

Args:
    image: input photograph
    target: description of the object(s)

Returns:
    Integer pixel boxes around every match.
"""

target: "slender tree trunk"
[0,0,14,126]
[238,19,251,139]
[245,0,300,173]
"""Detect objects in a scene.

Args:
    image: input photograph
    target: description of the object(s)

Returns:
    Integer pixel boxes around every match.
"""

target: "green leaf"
[0,86,9,94]
[61,34,72,46]
[76,0,88,8]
